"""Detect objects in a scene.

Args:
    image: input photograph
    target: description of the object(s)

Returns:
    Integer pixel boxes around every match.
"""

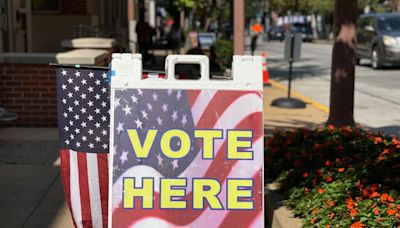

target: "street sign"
[284,32,302,63]
[108,54,264,227]
[272,31,306,109]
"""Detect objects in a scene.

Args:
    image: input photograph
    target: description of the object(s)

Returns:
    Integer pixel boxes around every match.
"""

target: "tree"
[327,0,357,127]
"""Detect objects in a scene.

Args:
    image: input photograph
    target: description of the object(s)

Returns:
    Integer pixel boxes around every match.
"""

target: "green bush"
[265,127,400,227]
[212,39,233,70]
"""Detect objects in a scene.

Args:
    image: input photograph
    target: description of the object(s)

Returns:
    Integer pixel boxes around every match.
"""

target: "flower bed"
[264,127,399,227]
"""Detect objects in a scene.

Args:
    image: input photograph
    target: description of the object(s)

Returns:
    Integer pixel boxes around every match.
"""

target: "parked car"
[268,27,285,41]
[293,23,314,42]
[357,13,400,69]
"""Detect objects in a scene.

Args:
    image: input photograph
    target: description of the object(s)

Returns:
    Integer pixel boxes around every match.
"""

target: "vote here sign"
[109,88,263,227]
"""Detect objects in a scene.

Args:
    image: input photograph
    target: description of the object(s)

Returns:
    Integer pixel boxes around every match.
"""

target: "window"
[32,0,60,12]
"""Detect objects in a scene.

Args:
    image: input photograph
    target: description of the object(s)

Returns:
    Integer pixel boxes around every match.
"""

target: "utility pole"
[234,0,245,55]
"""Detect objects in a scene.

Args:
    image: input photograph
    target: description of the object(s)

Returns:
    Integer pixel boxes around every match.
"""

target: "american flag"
[56,67,110,228]
[110,88,264,227]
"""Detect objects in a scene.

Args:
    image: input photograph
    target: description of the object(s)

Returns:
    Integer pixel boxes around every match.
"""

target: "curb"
[268,80,329,114]
[265,184,302,228]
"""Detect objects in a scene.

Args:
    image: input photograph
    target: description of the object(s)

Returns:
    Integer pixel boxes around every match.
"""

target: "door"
[0,0,9,51]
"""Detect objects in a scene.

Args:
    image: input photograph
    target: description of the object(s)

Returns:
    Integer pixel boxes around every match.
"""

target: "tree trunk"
[327,0,357,127]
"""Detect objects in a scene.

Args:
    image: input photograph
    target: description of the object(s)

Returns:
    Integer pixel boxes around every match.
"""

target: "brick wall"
[0,64,57,127]
[61,0,87,14]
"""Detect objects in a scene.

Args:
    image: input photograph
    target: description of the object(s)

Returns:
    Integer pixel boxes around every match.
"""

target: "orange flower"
[310,218,316,224]
[329,213,335,219]
[370,192,380,198]
[328,125,335,130]
[389,203,395,208]
[326,225,331,228]
[376,218,383,223]
[350,221,364,228]
[302,172,309,178]
[373,209,380,215]
[382,149,390,155]
[370,183,379,192]
[316,169,323,177]
[350,208,358,217]
[338,168,345,172]
[312,178,317,187]
[318,188,324,194]
[387,209,397,216]
[312,208,318,214]
[381,193,389,201]
[388,195,394,203]
[374,137,383,143]
[325,175,333,183]
[362,189,370,198]
[325,160,332,167]
[329,200,336,207]
[347,198,355,210]
[313,144,321,150]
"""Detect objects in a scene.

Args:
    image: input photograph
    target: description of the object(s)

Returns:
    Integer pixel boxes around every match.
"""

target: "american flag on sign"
[56,67,110,228]
[110,88,264,227]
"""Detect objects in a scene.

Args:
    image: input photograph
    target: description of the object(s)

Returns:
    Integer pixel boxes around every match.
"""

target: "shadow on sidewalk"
[0,128,72,228]
[268,64,330,81]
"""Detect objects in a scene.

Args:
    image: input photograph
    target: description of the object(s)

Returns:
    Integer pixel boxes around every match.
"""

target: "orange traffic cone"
[262,52,270,86]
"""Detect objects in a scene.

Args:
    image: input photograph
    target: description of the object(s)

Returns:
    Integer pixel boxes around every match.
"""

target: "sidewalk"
[263,82,328,133]
[0,128,73,228]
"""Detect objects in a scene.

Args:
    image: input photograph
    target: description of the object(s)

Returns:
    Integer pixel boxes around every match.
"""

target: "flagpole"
[49,63,109,70]
[49,63,165,74]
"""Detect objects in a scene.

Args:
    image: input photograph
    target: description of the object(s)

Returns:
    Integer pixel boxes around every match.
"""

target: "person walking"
[167,21,183,54]
[136,13,155,63]
[250,20,263,55]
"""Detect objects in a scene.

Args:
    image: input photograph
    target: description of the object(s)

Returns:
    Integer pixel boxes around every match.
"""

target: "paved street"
[256,40,400,137]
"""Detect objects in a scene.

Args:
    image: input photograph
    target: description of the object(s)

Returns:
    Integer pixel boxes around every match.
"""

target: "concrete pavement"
[0,128,74,228]
[263,83,328,132]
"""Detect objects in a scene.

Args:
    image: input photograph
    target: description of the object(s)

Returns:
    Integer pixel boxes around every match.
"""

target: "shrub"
[212,39,233,70]
[265,127,400,227]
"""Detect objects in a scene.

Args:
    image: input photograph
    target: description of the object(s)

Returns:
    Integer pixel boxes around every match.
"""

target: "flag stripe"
[190,90,217,125]
[97,154,109,228]
[186,90,202,108]
[181,92,263,180]
[111,92,261,200]
[87,153,103,228]
[70,150,83,228]
[60,149,78,228]
[186,139,263,227]
[110,91,261,195]
[77,152,93,228]
[112,112,263,227]
[249,212,264,228]
[195,91,258,128]
[219,169,263,228]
